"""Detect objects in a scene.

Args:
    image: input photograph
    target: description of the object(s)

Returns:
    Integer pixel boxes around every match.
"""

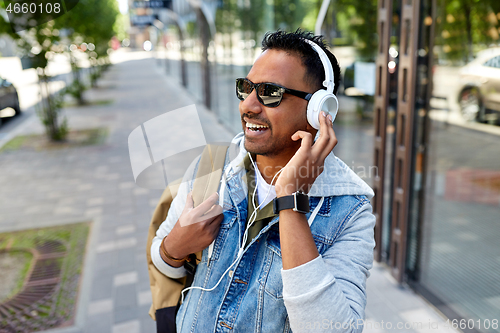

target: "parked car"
[458,48,500,124]
[0,76,21,125]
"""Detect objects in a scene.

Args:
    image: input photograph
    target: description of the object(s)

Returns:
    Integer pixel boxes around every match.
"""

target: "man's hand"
[161,192,223,267]
[275,111,338,197]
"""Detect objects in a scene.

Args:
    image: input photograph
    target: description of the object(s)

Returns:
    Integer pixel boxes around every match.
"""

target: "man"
[151,30,375,332]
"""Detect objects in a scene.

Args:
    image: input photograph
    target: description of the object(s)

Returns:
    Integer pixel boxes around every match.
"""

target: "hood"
[225,132,374,199]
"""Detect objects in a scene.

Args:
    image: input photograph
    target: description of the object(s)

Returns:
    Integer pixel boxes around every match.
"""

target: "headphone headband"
[303,39,335,94]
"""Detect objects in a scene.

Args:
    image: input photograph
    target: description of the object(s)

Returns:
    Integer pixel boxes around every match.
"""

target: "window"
[483,55,500,68]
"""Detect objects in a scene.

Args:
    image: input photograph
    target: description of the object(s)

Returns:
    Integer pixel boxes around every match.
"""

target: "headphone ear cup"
[307,90,339,130]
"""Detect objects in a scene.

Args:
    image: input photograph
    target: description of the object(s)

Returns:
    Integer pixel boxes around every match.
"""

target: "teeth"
[246,123,269,129]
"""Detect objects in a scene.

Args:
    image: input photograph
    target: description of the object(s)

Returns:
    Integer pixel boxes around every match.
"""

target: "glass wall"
[162,0,379,138]
[414,1,500,331]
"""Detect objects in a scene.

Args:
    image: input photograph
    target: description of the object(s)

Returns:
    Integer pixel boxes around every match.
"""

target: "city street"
[0,50,457,333]
[0,52,89,142]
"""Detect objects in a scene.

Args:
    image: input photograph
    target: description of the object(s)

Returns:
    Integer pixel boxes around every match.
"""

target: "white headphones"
[303,39,339,130]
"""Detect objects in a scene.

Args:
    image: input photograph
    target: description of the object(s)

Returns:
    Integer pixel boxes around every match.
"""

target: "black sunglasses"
[236,78,312,107]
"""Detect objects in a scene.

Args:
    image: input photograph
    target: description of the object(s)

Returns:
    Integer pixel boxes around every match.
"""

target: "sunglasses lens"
[236,79,252,101]
[236,79,284,107]
[258,84,283,107]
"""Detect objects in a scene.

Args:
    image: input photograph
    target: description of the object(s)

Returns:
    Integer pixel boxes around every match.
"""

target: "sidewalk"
[0,50,457,333]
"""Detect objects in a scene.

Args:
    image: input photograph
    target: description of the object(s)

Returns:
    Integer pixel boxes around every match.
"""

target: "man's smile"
[246,122,269,131]
[243,116,271,138]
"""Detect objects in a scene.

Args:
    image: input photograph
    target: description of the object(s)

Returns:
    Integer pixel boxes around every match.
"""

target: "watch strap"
[273,192,310,214]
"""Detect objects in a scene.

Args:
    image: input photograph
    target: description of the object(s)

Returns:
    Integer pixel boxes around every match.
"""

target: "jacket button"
[228,270,233,277]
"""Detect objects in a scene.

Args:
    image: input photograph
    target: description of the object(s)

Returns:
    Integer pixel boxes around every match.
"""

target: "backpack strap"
[147,144,228,321]
[192,144,228,207]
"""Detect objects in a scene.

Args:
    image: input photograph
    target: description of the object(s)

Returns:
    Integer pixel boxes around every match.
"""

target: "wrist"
[273,191,310,215]
[276,184,298,198]
[161,237,188,267]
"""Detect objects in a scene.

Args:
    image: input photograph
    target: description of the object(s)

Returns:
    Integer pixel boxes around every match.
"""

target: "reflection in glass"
[420,1,500,331]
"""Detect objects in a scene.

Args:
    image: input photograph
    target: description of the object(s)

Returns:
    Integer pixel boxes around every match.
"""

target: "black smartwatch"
[273,191,310,214]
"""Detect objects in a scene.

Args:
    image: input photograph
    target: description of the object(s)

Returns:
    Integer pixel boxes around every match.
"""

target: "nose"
[239,89,262,115]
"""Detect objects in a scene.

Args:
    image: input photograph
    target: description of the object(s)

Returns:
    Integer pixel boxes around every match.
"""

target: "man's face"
[239,49,315,158]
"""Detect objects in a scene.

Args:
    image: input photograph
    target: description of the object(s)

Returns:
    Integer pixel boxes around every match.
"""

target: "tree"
[14,21,68,141]
[335,0,378,61]
[0,0,119,138]
[54,0,119,104]
[436,0,499,63]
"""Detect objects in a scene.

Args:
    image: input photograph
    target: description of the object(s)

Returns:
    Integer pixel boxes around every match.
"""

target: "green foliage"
[1,251,34,301]
[114,12,130,42]
[0,135,26,152]
[55,0,120,57]
[186,21,197,37]
[335,0,378,61]
[0,1,16,36]
[212,0,377,61]
[64,75,87,104]
[36,85,68,141]
[2,0,119,141]
[436,0,500,63]
[300,0,321,32]
[273,0,309,31]
[13,20,61,65]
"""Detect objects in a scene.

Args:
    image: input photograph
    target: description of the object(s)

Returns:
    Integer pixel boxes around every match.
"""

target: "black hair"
[261,29,341,95]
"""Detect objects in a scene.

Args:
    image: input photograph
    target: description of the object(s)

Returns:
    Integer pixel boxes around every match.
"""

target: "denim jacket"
[151,133,376,333]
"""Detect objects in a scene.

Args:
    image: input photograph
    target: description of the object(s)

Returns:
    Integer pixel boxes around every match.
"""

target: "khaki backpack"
[146,144,229,321]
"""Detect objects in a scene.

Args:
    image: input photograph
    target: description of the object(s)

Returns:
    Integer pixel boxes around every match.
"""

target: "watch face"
[293,192,310,214]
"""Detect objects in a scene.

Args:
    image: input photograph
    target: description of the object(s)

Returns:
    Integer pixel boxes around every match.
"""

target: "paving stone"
[87,197,104,206]
[137,290,152,307]
[24,205,53,214]
[96,237,137,253]
[58,197,77,206]
[399,308,456,333]
[140,316,157,333]
[105,173,121,180]
[111,319,140,333]
[118,208,134,216]
[116,224,136,236]
[96,240,117,253]
[119,182,135,189]
[88,298,114,316]
[54,206,77,215]
[133,188,149,195]
[85,207,103,217]
[77,184,94,191]
[90,273,114,301]
[114,271,138,287]
[83,313,113,333]
[116,249,139,271]
[114,285,139,324]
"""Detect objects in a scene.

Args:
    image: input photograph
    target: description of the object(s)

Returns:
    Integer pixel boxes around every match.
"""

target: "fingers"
[208,213,224,227]
[313,111,338,162]
[311,111,331,154]
[291,130,313,150]
[193,192,220,216]
[183,192,194,213]
[202,203,223,220]
[320,113,338,161]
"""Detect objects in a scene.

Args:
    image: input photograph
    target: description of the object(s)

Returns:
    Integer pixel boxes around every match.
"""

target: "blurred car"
[0,76,21,125]
[458,48,500,124]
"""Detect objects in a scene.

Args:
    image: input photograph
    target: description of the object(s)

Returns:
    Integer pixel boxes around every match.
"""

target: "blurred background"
[1,0,500,332]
